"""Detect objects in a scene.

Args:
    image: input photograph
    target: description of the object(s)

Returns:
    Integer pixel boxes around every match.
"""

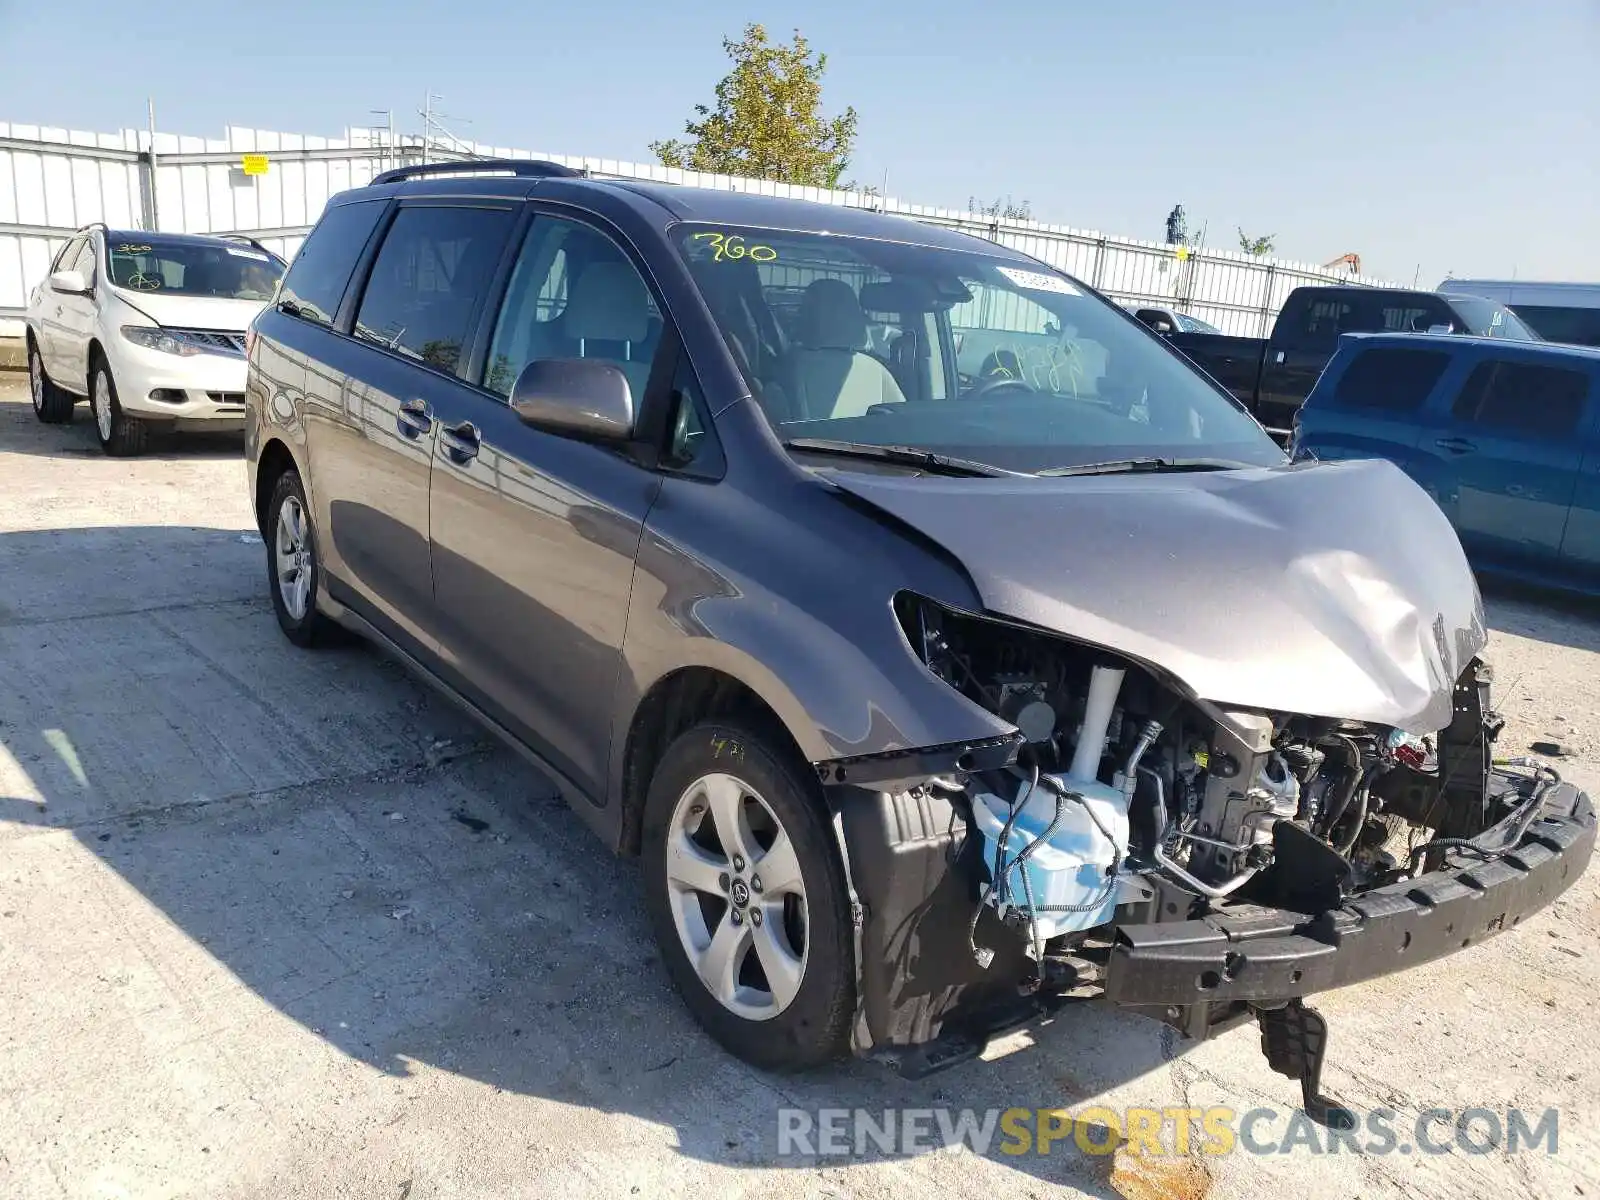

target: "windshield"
[1175,313,1222,334]
[676,224,1283,472]
[1447,296,1540,341]
[107,237,285,301]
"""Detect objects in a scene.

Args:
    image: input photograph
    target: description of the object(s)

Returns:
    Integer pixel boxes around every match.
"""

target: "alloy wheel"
[664,771,809,1020]
[274,496,313,621]
[29,348,45,415]
[93,371,113,441]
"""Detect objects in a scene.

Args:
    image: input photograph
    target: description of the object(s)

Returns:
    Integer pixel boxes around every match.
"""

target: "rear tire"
[642,720,855,1070]
[91,359,148,456]
[265,468,336,647]
[28,341,75,424]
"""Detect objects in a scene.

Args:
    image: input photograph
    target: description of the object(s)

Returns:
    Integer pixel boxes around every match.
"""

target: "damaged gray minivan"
[246,161,1595,1125]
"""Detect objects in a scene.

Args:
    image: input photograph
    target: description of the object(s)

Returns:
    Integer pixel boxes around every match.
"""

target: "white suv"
[25,226,286,455]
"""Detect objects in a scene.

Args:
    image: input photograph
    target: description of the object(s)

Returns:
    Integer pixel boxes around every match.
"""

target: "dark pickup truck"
[1152,285,1539,434]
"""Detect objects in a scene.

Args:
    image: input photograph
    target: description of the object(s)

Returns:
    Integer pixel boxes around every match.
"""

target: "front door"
[55,236,102,393]
[427,213,666,799]
[37,235,85,385]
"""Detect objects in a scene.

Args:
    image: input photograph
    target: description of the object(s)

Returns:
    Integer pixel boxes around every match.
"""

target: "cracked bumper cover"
[1105,777,1596,1007]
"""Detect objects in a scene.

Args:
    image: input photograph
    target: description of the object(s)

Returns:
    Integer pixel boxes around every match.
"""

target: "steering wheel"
[968,374,1035,399]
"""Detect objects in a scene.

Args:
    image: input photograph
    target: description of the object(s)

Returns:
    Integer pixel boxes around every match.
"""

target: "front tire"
[29,342,75,424]
[265,468,335,647]
[91,359,148,456]
[642,720,855,1070]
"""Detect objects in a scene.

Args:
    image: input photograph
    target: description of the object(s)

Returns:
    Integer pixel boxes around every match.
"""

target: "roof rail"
[371,158,585,186]
[217,232,282,260]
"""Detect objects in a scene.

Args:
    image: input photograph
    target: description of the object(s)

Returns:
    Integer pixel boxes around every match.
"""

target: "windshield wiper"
[782,438,1015,478]
[1034,456,1255,477]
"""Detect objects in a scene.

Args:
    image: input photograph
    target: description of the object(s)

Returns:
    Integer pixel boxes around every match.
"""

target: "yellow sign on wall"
[240,154,270,177]
[1174,246,1190,261]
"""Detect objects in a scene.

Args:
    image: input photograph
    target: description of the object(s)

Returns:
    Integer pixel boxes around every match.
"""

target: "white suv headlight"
[121,326,203,356]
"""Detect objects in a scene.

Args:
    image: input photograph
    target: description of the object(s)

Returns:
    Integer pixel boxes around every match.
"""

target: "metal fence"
[0,119,1395,341]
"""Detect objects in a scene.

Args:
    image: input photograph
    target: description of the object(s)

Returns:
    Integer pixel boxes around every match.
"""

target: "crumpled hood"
[112,288,265,332]
[829,457,1486,733]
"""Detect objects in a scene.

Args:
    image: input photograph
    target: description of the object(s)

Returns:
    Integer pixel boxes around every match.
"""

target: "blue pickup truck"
[1292,332,1600,592]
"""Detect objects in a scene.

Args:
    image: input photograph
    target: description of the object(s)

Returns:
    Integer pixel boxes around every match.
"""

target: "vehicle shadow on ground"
[0,521,1202,1195]
[0,397,244,461]
[1481,576,1600,656]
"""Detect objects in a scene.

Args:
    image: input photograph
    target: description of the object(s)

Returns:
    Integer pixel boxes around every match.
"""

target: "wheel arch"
[254,438,302,536]
[84,337,110,397]
[615,662,818,857]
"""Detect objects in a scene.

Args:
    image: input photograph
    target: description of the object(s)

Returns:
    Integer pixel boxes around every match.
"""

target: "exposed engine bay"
[898,594,1511,920]
[836,595,1594,1125]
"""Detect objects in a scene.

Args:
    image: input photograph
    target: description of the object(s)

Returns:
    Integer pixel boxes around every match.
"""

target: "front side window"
[675,224,1282,473]
[1451,359,1590,437]
[71,239,98,284]
[354,205,514,374]
[52,236,85,273]
[1334,347,1449,412]
[1446,297,1539,341]
[279,200,387,327]
[484,216,661,398]
[1508,304,1600,348]
[107,235,285,300]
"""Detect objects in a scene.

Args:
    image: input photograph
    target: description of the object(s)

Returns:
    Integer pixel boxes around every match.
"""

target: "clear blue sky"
[2,0,1595,286]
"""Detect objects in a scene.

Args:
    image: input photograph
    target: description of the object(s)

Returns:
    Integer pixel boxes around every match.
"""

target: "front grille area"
[170,328,247,356]
[207,392,246,407]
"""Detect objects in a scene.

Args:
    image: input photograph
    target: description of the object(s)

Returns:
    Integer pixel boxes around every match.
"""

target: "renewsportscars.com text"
[776,1105,1560,1159]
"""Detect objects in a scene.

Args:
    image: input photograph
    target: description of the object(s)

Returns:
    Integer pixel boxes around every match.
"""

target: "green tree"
[970,195,1033,222]
[1237,227,1276,256]
[650,24,860,189]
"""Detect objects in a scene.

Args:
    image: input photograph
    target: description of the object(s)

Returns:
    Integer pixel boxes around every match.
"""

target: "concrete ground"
[0,372,1596,1200]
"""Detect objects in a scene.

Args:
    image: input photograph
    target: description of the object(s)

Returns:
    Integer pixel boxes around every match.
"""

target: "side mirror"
[1426,324,1454,335]
[1151,318,1176,335]
[510,359,635,442]
[49,269,89,295]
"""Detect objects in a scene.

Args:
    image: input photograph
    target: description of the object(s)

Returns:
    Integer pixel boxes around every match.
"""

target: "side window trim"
[278,197,392,330]
[459,203,539,397]
[329,199,397,334]
[636,323,726,479]
[53,236,85,274]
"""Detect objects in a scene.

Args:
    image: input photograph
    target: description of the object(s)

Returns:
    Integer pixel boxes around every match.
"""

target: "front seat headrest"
[565,262,650,344]
[796,278,867,351]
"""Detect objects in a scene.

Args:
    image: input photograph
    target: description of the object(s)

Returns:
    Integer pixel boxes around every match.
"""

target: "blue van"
[1293,332,1600,592]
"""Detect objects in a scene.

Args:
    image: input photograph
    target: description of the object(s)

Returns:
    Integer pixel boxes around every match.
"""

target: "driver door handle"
[396,397,432,438]
[439,420,480,463]
[1434,436,1477,455]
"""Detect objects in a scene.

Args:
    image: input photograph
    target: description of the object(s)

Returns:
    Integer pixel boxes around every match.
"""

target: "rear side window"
[1375,297,1455,334]
[1451,360,1591,437]
[355,205,514,374]
[1333,347,1449,413]
[278,200,387,326]
[1289,294,1355,353]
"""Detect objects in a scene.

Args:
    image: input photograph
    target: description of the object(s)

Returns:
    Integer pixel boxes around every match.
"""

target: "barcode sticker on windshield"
[997,266,1081,296]
[226,247,271,261]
